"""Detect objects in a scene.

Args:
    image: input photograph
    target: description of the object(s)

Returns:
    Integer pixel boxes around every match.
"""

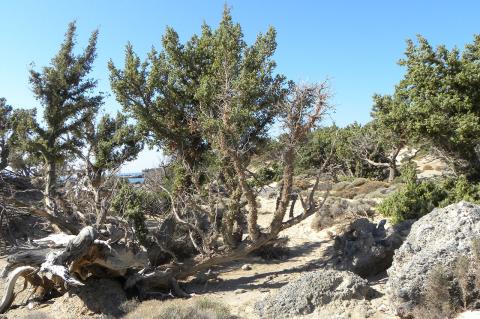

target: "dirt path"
[184,196,346,318]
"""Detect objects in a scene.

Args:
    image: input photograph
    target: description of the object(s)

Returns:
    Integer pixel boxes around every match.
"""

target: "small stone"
[27,301,38,310]
[241,264,252,271]
[235,289,247,294]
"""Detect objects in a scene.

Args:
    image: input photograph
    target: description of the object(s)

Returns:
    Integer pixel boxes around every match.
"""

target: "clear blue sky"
[1,0,479,172]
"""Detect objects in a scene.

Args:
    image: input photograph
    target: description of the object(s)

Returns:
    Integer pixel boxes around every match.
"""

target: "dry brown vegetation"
[331,179,388,199]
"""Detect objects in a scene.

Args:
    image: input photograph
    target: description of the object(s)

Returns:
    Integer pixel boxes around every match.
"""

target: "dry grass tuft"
[124,297,234,319]
[412,243,480,318]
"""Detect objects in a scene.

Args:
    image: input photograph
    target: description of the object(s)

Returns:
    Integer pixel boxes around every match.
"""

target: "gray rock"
[254,269,369,318]
[387,201,480,317]
[333,218,414,277]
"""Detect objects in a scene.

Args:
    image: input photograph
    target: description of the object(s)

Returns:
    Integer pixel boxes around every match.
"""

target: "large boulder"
[387,201,480,317]
[333,218,413,277]
[254,269,370,318]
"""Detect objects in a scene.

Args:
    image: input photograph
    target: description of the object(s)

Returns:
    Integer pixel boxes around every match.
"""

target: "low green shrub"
[377,163,480,223]
[110,182,158,245]
[439,175,480,206]
[253,162,282,187]
[377,164,445,223]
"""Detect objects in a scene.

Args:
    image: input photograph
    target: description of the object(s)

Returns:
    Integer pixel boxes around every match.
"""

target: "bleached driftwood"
[33,233,76,248]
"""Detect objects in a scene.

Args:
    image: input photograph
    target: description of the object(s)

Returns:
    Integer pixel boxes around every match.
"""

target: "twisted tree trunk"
[44,160,57,215]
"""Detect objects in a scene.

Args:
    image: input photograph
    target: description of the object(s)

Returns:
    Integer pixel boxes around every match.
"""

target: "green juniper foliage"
[85,112,143,173]
[110,182,156,245]
[84,112,144,224]
[368,93,411,181]
[377,163,446,223]
[296,123,388,179]
[0,98,35,172]
[377,163,480,223]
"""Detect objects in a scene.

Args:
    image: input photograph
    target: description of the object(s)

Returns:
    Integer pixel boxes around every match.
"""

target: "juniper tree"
[27,22,104,214]
[83,112,143,225]
[109,7,330,276]
[110,7,285,246]
[363,94,411,182]
[193,10,286,241]
[393,35,480,177]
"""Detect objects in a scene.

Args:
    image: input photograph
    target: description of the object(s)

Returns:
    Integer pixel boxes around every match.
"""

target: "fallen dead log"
[0,225,150,313]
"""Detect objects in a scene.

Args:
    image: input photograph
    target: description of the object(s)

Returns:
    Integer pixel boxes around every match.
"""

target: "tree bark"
[270,146,294,235]
[230,152,260,241]
[94,187,107,226]
[388,163,397,183]
[387,146,402,183]
[0,145,8,172]
[44,160,57,215]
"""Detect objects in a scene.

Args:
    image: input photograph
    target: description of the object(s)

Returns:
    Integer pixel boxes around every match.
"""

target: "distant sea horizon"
[118,172,144,184]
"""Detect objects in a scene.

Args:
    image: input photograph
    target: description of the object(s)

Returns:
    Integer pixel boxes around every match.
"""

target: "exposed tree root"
[0,266,36,313]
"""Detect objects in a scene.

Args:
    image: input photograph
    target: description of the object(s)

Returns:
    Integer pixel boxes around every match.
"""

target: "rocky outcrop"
[333,218,413,277]
[254,269,370,318]
[387,201,480,317]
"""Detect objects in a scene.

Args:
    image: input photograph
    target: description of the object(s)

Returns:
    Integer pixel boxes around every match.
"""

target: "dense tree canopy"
[109,8,285,171]
[363,94,411,181]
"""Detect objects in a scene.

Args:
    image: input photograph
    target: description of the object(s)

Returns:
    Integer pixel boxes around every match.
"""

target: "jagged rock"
[254,269,369,318]
[333,218,413,277]
[387,201,480,317]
